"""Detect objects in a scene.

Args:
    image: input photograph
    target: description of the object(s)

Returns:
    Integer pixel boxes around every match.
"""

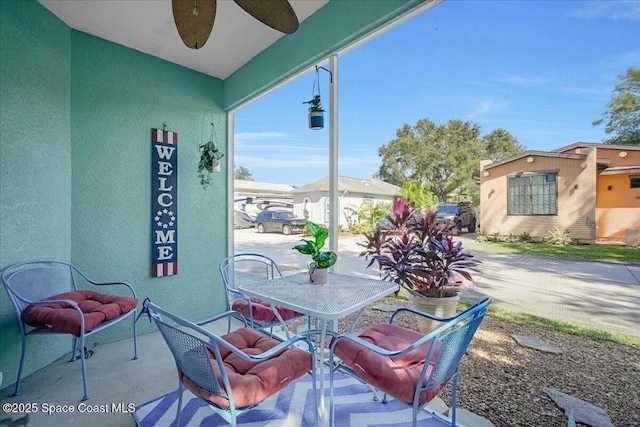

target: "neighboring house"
[480,143,640,245]
[234,179,294,228]
[292,176,401,230]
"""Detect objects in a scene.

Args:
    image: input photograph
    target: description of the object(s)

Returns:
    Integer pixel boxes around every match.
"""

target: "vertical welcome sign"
[151,128,178,277]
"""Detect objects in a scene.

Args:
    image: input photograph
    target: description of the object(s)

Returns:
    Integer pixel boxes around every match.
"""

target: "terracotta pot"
[410,294,460,333]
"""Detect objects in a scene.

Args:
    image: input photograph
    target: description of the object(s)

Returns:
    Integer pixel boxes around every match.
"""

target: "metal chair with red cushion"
[1,260,138,401]
[219,253,307,335]
[329,298,491,427]
[144,300,317,427]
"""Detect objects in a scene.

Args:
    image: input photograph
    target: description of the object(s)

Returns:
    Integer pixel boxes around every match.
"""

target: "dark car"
[376,217,393,231]
[435,202,477,234]
[255,211,306,235]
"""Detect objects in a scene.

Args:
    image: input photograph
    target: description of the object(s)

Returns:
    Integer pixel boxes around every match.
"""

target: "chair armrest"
[197,310,248,328]
[389,306,452,324]
[241,334,315,361]
[19,297,79,309]
[89,281,137,299]
[219,335,315,362]
[331,332,438,359]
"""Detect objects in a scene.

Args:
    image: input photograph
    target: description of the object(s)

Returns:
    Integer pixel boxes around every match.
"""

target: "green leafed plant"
[303,95,324,113]
[198,139,224,189]
[292,221,337,269]
[544,227,574,246]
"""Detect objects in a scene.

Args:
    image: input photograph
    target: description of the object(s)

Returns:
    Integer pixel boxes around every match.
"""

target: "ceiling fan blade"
[172,0,216,49]
[233,0,299,34]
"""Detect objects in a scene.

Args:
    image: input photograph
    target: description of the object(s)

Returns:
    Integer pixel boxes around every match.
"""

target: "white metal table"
[239,272,398,426]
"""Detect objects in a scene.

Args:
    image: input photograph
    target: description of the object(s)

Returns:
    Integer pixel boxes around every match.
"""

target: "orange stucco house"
[479,142,640,245]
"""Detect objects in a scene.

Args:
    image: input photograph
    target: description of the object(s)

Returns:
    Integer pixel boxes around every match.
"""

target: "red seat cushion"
[232,297,302,322]
[332,323,447,404]
[179,327,312,408]
[22,290,137,337]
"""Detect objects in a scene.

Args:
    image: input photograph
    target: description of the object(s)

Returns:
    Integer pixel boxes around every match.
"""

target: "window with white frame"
[508,173,558,215]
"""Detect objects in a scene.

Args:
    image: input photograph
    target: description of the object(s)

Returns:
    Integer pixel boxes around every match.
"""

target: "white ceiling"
[39,0,328,80]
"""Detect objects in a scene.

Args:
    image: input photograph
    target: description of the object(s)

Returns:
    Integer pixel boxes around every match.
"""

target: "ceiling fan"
[172,0,299,49]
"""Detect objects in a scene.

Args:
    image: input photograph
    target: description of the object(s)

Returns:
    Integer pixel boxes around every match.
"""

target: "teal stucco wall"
[0,1,229,387]
[0,0,73,388]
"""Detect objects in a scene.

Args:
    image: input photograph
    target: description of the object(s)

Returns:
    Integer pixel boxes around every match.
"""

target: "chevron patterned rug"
[133,372,453,427]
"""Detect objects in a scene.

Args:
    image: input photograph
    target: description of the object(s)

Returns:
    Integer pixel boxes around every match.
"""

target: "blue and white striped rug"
[133,373,453,427]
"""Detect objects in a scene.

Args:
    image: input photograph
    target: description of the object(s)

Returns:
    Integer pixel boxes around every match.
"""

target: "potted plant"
[293,221,337,284]
[360,198,479,332]
[198,138,223,189]
[303,95,324,130]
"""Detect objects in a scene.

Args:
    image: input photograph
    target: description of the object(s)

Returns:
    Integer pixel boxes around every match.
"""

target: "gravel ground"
[303,296,640,427]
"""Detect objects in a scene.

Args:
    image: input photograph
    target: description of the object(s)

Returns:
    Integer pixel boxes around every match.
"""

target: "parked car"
[435,202,477,233]
[376,217,393,231]
[255,211,306,235]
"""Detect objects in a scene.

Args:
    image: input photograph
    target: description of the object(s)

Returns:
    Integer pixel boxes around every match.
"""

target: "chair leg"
[79,333,89,401]
[12,334,27,397]
[132,310,138,360]
[175,382,184,427]
[70,336,78,361]
[450,374,458,427]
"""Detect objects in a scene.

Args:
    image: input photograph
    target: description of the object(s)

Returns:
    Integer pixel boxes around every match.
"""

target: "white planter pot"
[410,294,460,333]
[308,263,328,284]
[212,159,221,173]
[308,111,324,130]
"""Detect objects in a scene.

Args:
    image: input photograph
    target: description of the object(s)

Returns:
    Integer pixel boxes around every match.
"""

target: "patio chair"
[219,253,308,335]
[329,297,492,427]
[1,260,138,401]
[144,300,318,427]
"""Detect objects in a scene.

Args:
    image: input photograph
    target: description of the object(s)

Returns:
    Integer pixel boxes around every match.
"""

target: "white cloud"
[570,1,640,22]
[467,98,507,119]
[467,98,498,119]
[494,72,551,86]
[560,86,611,96]
[235,143,327,152]
[235,132,290,140]
[235,154,379,168]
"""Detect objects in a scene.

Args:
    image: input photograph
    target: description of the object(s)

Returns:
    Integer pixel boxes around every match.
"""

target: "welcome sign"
[151,128,178,277]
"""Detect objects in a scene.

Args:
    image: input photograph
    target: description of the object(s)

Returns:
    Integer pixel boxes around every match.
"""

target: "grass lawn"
[458,301,640,349]
[478,241,640,263]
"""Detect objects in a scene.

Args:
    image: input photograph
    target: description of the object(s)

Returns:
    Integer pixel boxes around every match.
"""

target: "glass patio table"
[238,272,398,427]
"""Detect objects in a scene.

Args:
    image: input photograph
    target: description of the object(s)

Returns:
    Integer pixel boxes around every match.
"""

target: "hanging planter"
[198,117,223,189]
[305,95,324,130]
[303,65,330,131]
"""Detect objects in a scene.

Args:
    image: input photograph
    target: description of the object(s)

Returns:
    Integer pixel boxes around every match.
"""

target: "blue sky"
[234,0,640,187]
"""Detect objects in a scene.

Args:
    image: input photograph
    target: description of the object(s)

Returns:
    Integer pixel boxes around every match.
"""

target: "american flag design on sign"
[151,128,178,277]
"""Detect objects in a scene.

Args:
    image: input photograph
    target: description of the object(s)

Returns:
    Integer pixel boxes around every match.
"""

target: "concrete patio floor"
[0,317,485,427]
[0,316,244,427]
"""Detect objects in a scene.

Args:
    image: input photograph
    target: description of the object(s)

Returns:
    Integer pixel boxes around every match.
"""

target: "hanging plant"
[303,65,331,130]
[304,95,324,130]
[198,119,223,189]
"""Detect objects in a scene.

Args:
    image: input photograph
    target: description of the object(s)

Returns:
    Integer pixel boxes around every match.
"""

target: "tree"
[482,128,525,161]
[234,166,253,180]
[376,119,522,205]
[376,118,484,203]
[593,67,640,146]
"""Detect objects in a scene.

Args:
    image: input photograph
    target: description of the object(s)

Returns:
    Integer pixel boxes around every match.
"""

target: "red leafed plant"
[359,198,479,298]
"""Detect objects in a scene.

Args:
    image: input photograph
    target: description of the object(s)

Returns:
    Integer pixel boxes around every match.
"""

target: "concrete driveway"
[234,228,640,337]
